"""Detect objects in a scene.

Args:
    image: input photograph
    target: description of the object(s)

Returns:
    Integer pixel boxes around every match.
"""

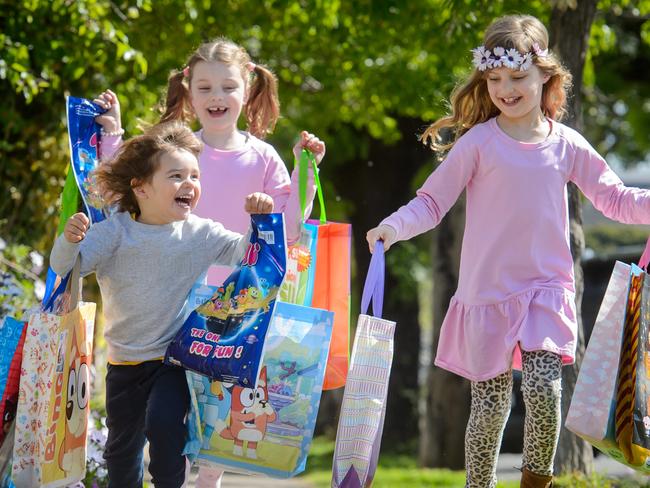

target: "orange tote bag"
[300,150,351,390]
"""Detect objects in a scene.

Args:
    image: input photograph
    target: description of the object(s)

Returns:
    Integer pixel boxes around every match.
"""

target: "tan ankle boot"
[520,468,553,488]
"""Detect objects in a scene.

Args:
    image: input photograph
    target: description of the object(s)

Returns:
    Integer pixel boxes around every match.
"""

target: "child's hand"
[293,131,326,166]
[64,213,90,243]
[245,193,274,214]
[93,89,122,134]
[366,224,397,252]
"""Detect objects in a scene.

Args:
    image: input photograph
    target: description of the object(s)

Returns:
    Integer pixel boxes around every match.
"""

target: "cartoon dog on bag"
[219,366,276,459]
[59,326,91,473]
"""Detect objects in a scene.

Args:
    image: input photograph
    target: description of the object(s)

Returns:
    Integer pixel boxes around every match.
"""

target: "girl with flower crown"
[92,38,325,488]
[367,14,650,488]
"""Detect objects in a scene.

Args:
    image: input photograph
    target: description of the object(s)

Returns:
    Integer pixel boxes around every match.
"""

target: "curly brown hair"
[94,121,202,215]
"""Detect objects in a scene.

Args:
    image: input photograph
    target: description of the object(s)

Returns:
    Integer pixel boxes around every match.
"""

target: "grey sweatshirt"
[50,212,250,363]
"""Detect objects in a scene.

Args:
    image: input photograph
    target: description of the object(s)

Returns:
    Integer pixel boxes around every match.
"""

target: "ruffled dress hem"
[434,286,578,382]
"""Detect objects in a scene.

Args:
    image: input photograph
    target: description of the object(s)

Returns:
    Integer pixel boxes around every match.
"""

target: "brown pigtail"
[159,70,194,124]
[245,64,280,139]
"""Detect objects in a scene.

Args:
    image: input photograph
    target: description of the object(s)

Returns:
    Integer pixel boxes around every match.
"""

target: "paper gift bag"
[632,268,650,452]
[12,260,95,488]
[566,260,631,442]
[614,265,650,466]
[165,213,287,388]
[567,238,650,472]
[294,150,351,390]
[332,241,395,488]
[184,300,333,478]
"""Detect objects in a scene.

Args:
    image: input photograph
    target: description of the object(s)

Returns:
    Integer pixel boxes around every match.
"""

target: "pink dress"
[101,131,315,285]
[381,117,650,381]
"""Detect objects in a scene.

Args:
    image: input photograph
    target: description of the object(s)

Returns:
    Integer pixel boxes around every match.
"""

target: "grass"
[300,437,650,488]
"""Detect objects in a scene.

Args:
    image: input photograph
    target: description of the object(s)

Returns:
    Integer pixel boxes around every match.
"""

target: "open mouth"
[501,96,522,106]
[207,107,228,117]
[175,194,193,208]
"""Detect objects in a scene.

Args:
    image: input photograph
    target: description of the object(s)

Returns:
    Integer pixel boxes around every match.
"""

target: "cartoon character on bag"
[197,379,230,450]
[59,327,90,473]
[220,366,276,459]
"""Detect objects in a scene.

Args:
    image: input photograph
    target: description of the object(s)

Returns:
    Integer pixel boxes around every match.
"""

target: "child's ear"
[131,178,147,198]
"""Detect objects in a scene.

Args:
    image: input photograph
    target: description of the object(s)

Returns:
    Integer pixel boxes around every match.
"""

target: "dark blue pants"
[104,361,189,488]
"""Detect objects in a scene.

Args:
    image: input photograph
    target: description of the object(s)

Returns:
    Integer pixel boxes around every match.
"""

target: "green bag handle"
[298,149,326,224]
[56,167,80,235]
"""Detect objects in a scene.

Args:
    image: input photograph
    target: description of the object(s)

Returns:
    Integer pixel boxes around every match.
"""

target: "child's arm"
[50,212,115,277]
[93,89,123,163]
[369,134,478,249]
[209,193,275,267]
[265,132,325,243]
[570,137,650,225]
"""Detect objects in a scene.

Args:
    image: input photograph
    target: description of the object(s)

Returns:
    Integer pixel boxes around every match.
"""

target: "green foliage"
[585,224,649,254]
[3,1,648,254]
[0,238,44,319]
[0,0,150,250]
[584,2,650,164]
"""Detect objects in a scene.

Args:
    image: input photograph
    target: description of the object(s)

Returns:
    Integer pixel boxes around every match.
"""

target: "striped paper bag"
[332,242,395,488]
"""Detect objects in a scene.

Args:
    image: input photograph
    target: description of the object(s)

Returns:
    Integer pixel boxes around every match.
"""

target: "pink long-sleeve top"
[100,131,315,285]
[381,117,650,382]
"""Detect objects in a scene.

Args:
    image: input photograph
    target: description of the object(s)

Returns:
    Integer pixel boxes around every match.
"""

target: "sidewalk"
[496,452,648,483]
[185,466,315,488]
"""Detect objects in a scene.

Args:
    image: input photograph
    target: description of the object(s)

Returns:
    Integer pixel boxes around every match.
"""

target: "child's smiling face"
[485,64,549,123]
[134,148,201,225]
[189,60,247,135]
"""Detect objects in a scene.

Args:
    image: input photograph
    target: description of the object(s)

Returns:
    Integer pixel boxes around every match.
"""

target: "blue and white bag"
[165,213,286,387]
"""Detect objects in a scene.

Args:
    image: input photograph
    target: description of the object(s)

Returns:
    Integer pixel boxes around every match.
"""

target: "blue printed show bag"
[165,213,287,387]
[184,300,333,478]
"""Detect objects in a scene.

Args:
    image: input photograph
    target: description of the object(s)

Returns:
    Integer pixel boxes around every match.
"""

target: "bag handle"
[42,258,82,313]
[638,237,650,270]
[361,241,385,318]
[298,149,327,224]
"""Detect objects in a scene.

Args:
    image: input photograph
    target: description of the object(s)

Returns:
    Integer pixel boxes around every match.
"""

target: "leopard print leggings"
[464,350,562,488]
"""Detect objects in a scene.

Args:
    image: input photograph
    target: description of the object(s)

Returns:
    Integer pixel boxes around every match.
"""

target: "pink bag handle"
[638,237,650,270]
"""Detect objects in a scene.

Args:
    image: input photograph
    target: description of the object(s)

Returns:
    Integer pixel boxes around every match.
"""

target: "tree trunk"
[419,196,468,469]
[549,0,598,475]
[316,117,428,444]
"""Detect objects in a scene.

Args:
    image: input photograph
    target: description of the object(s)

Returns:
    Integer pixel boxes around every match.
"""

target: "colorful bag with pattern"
[332,242,395,488]
[184,300,333,478]
[165,213,287,388]
[12,261,95,487]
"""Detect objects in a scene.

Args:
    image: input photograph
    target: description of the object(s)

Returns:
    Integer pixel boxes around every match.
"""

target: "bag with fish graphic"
[165,213,286,387]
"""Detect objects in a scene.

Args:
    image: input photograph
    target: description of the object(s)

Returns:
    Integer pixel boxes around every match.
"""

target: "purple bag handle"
[638,237,650,270]
[361,241,385,317]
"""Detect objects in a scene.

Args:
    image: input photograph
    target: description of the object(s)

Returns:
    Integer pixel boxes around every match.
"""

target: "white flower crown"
[471,43,548,72]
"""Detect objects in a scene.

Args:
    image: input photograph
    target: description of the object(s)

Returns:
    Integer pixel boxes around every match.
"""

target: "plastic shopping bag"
[165,213,287,387]
[185,300,333,478]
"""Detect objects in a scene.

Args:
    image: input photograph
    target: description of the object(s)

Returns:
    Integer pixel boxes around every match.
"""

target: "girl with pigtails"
[93,38,325,488]
[368,14,650,488]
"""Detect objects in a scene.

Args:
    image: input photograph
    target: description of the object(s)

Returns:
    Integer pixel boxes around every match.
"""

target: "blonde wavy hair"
[421,14,573,152]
